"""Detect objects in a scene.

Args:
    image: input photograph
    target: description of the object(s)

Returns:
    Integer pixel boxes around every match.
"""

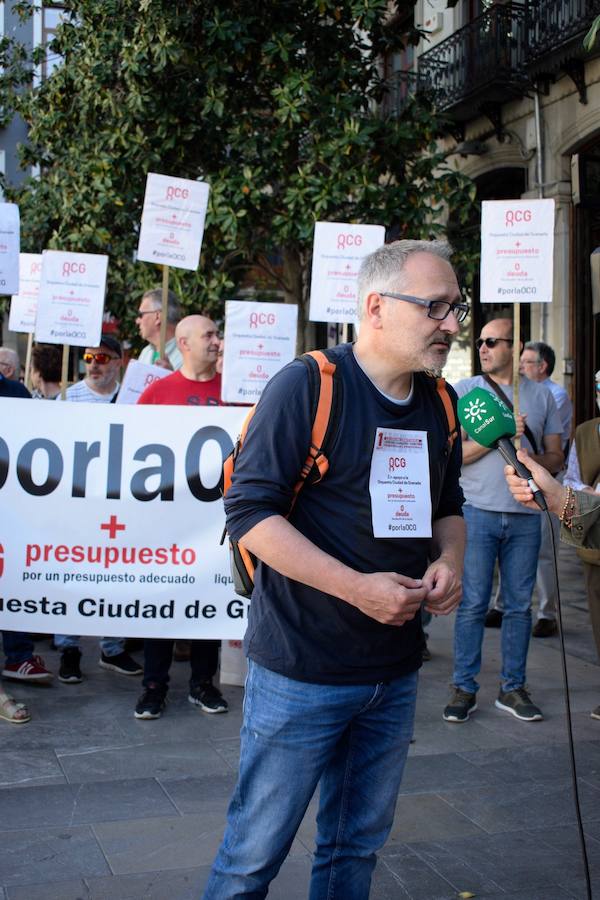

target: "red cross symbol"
[100,516,126,539]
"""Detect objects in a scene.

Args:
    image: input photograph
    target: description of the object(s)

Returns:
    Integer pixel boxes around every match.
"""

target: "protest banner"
[8,253,42,334]
[136,173,209,272]
[308,222,385,325]
[136,173,210,356]
[480,199,555,305]
[0,202,20,296]
[0,401,247,639]
[34,250,109,348]
[115,359,171,405]
[221,300,298,403]
[480,199,556,423]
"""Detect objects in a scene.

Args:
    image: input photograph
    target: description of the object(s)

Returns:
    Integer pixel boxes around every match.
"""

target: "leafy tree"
[0,0,476,351]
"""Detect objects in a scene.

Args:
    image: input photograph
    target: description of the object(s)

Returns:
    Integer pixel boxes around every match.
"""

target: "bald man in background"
[134,314,227,719]
[137,314,221,406]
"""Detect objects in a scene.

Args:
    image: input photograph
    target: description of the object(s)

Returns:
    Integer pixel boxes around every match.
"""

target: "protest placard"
[34,250,109,348]
[0,203,20,295]
[221,300,298,403]
[116,359,171,405]
[8,253,43,334]
[136,173,209,272]
[480,199,555,304]
[308,222,385,324]
[0,401,248,639]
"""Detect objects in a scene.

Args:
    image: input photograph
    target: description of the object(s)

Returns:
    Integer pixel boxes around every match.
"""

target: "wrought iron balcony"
[526,0,600,76]
[417,4,529,125]
[382,70,431,118]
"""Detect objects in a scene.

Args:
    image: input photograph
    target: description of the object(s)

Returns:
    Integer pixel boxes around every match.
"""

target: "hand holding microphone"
[457,387,547,511]
[504,448,567,515]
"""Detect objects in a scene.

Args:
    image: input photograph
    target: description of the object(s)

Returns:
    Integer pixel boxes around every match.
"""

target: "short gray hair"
[357,240,453,319]
[525,340,555,377]
[0,346,19,377]
[142,288,181,325]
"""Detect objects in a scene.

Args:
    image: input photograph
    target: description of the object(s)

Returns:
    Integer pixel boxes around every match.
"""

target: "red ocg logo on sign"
[0,544,4,577]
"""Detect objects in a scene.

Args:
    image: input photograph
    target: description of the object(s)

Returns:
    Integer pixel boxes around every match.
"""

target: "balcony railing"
[382,70,431,118]
[417,4,529,121]
[527,0,600,70]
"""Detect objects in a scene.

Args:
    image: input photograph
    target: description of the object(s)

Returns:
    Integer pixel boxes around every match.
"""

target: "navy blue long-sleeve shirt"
[225,343,463,684]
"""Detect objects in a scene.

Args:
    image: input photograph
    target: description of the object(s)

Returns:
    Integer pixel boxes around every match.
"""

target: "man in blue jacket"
[204,240,467,900]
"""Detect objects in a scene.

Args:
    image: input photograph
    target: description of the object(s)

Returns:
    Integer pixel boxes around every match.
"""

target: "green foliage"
[0,0,477,348]
[584,14,600,52]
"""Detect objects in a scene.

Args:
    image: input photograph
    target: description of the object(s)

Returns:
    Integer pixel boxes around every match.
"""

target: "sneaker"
[134,683,167,719]
[58,648,83,684]
[495,687,543,721]
[3,654,53,684]
[591,706,600,721]
[99,651,143,676]
[484,608,503,628]
[532,618,558,638]
[443,687,477,723]
[188,681,228,714]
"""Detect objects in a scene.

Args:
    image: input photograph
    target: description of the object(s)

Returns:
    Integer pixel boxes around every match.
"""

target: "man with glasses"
[203,240,466,898]
[58,335,123,403]
[136,287,182,371]
[445,319,564,725]
[55,335,143,682]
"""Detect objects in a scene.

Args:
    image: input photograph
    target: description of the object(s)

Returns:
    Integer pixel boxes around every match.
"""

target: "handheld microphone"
[457,387,547,511]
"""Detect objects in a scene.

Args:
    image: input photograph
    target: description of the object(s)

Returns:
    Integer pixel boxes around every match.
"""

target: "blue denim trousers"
[2,631,34,665]
[54,635,125,656]
[203,660,418,900]
[453,505,541,695]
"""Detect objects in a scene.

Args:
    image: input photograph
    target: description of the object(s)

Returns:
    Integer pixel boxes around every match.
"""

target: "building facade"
[397,0,600,424]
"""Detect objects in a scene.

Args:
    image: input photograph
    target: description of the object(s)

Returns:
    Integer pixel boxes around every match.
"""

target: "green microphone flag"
[457,387,515,447]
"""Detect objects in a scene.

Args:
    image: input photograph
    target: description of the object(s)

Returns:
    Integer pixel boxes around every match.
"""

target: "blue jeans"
[2,631,34,666]
[454,505,541,694]
[203,661,418,900]
[54,635,125,656]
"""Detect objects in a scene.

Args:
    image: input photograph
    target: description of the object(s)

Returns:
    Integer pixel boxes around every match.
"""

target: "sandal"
[0,690,31,724]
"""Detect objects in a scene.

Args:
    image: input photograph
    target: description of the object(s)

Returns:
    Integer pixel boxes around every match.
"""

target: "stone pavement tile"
[383,793,486,847]
[209,736,241,770]
[86,867,205,900]
[439,778,600,833]
[0,749,66,789]
[57,739,227,783]
[0,715,133,752]
[5,879,90,899]
[376,844,479,899]
[398,751,510,795]
[159,773,237,815]
[404,829,582,894]
[0,824,110,888]
[0,778,178,831]
[93,811,308,876]
[118,698,243,742]
[455,741,588,784]
[408,718,529,757]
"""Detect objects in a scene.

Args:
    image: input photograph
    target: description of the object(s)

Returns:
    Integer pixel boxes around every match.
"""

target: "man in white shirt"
[136,288,182,370]
[59,335,123,403]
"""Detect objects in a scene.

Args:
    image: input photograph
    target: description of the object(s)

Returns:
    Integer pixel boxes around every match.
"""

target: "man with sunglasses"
[445,318,563,725]
[55,335,143,682]
[59,335,123,403]
[204,240,466,898]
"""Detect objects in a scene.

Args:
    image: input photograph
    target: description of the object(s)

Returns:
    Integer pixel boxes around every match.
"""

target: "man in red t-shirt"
[135,314,228,719]
[138,314,222,406]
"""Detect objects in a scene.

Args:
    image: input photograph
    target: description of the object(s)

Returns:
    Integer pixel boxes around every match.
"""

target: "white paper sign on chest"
[137,173,210,272]
[35,250,109,348]
[480,199,555,304]
[0,203,21,296]
[309,221,385,324]
[9,253,43,334]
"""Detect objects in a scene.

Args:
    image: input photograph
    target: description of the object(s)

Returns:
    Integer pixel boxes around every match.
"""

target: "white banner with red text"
[0,400,248,638]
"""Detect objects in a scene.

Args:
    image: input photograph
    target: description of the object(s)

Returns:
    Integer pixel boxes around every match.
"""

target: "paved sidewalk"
[1,542,599,899]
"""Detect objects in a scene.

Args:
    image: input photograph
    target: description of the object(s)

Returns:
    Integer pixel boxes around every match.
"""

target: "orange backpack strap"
[294,350,337,494]
[221,406,257,497]
[435,377,458,450]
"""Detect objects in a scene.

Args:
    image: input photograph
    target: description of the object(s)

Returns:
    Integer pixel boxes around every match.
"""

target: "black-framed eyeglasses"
[475,337,513,350]
[379,292,470,324]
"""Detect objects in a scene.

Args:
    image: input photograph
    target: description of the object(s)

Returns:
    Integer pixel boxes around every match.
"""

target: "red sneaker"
[2,655,53,683]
